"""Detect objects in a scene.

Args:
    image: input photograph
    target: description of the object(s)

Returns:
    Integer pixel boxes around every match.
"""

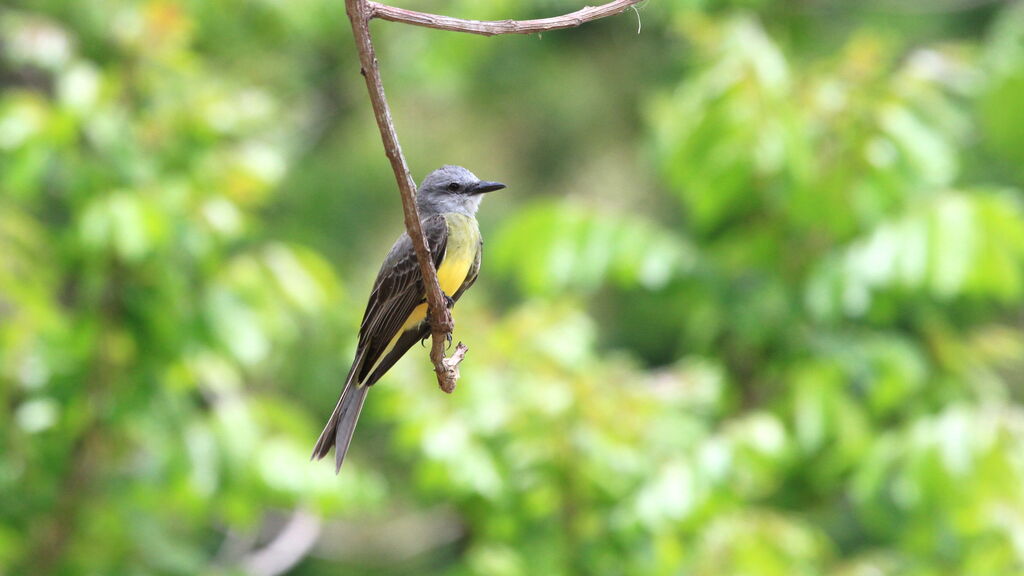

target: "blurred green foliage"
[3,0,1024,575]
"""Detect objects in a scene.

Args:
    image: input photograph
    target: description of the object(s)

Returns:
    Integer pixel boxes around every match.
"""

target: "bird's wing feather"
[364,323,430,385]
[355,214,448,382]
[364,238,481,385]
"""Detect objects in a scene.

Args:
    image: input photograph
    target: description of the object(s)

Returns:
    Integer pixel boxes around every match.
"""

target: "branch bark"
[367,0,646,37]
[343,0,643,392]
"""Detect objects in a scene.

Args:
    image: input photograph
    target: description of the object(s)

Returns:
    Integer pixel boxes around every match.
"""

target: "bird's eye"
[447,182,461,192]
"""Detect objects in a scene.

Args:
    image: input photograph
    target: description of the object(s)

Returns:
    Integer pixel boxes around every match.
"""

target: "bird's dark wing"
[363,238,481,385]
[355,214,448,382]
[313,215,451,470]
[364,324,430,385]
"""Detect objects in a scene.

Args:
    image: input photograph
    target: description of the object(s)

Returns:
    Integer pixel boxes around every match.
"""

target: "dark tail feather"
[332,384,368,472]
[312,349,369,473]
[311,383,369,473]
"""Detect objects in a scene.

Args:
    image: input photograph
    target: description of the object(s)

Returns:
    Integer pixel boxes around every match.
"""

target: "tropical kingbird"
[312,165,506,472]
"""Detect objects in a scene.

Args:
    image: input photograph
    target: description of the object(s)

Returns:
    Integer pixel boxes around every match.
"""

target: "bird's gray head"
[416,165,506,217]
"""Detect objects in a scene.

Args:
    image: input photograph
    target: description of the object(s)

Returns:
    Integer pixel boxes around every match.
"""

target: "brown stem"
[368,0,645,37]
[343,0,643,391]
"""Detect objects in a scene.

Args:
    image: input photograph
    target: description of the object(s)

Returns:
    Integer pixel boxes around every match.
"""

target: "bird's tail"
[312,352,369,473]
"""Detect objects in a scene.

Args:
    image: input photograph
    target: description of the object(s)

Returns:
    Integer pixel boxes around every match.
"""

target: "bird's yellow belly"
[399,213,480,333]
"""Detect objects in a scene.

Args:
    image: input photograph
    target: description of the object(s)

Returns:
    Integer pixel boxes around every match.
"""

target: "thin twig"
[343,0,643,391]
[367,0,645,37]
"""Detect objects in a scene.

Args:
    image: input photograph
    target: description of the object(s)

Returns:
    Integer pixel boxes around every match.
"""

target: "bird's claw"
[421,332,454,350]
[444,293,455,309]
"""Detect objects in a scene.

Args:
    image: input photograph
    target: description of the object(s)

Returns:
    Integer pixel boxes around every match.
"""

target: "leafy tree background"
[3,0,1024,574]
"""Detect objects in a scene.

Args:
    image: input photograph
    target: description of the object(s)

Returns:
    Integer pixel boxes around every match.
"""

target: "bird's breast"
[436,213,481,295]
[393,213,480,341]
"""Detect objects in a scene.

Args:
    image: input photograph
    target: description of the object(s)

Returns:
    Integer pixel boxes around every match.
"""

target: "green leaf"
[491,200,695,296]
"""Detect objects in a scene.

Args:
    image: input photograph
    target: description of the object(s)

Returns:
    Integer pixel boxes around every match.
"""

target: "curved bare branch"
[368,0,645,37]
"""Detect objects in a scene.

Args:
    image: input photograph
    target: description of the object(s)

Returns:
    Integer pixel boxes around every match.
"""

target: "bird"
[312,165,505,472]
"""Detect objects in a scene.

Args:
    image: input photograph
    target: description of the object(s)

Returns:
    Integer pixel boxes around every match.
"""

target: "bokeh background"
[3,0,1024,574]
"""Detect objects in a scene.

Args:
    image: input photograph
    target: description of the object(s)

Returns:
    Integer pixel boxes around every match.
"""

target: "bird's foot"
[421,329,454,349]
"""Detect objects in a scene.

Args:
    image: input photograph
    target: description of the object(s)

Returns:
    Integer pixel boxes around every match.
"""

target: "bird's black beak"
[472,180,506,195]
